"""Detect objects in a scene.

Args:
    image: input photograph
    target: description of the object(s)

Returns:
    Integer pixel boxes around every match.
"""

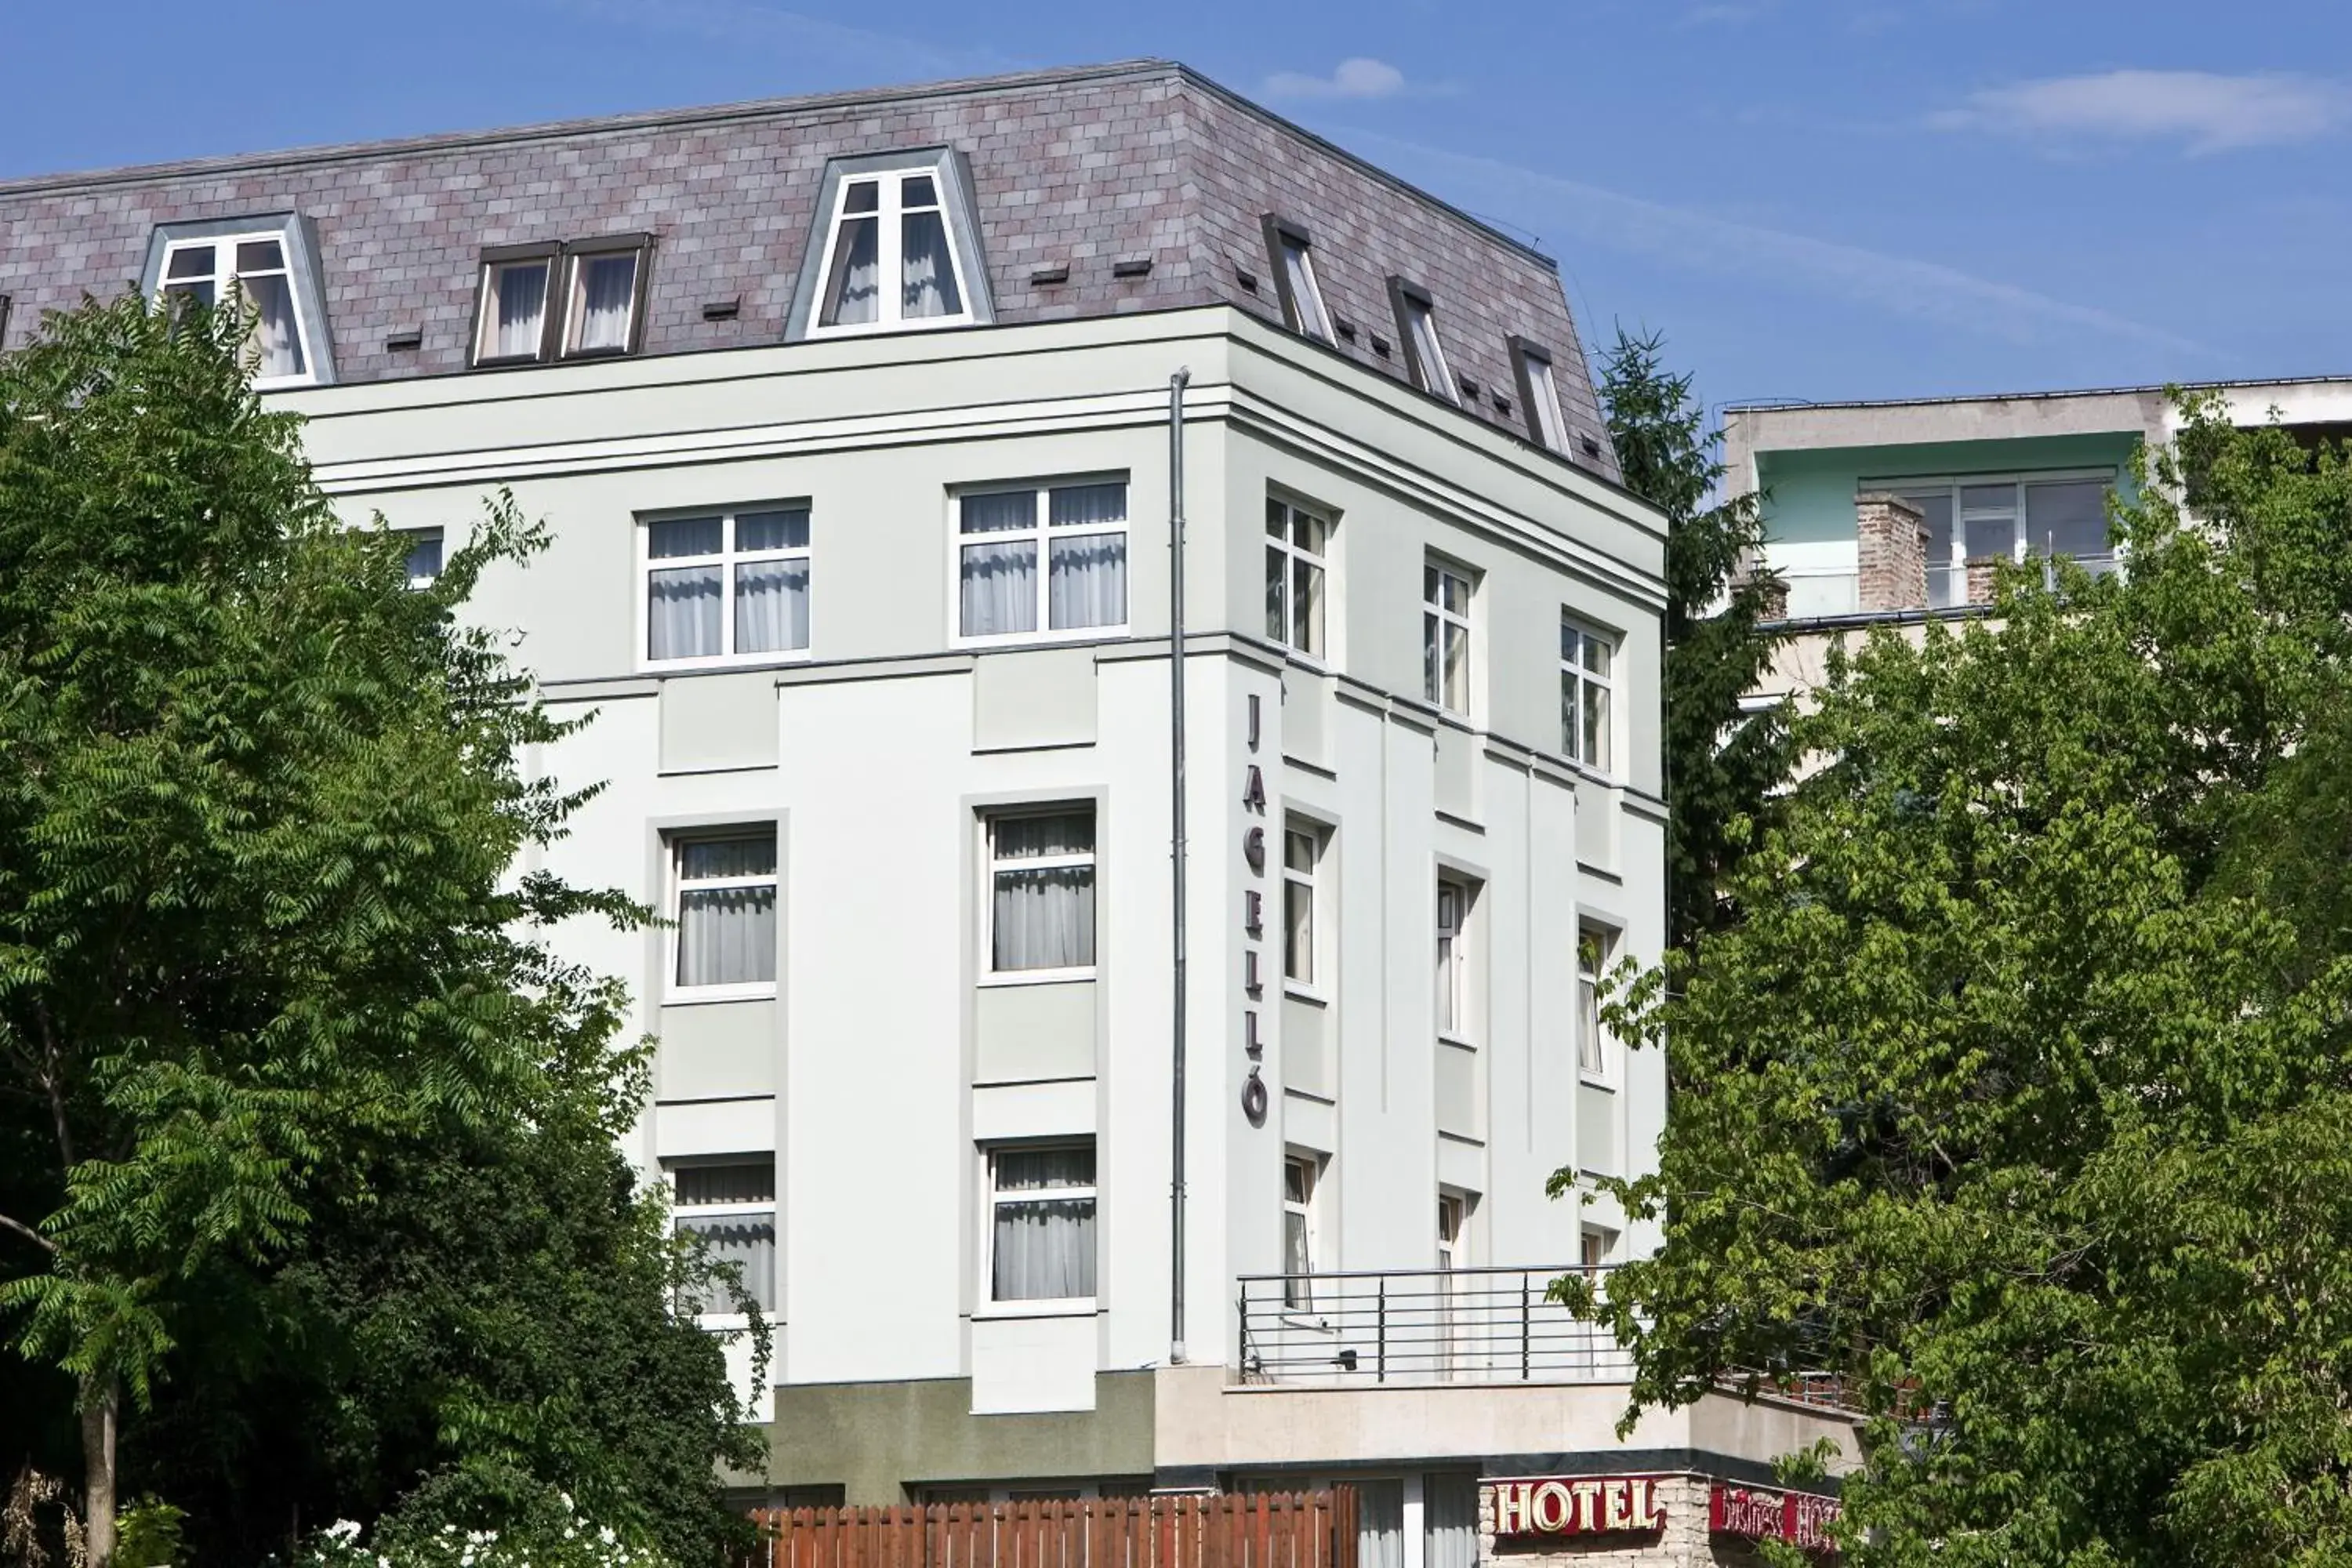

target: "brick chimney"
[1855,492,1929,613]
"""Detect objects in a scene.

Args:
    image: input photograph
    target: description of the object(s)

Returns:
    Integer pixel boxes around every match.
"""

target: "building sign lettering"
[1492,1477,1665,1538]
[1708,1484,1841,1553]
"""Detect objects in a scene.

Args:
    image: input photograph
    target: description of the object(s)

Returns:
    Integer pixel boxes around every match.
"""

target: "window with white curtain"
[811,167,975,334]
[1436,878,1472,1040]
[1512,339,1570,454]
[671,830,779,995]
[1560,616,1615,772]
[986,807,1096,975]
[669,1156,776,1314]
[1423,1473,1479,1568]
[1878,473,2119,605]
[561,241,646,357]
[1423,560,1473,713]
[475,235,651,365]
[1282,1152,1320,1308]
[956,479,1128,641]
[400,528,444,588]
[1282,822,1322,988]
[158,233,314,385]
[1262,216,1331,343]
[1265,495,1329,658]
[475,251,556,364]
[1577,924,1616,1081]
[642,506,812,666]
[1389,279,1456,405]
[986,1142,1096,1303]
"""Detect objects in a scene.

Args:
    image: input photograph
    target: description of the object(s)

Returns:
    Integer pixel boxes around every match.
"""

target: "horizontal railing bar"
[1240,1263,1600,1283]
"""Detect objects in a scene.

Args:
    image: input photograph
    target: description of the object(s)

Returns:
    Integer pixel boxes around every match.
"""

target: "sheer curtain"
[575,252,637,352]
[1356,1483,1403,1568]
[991,1147,1095,1301]
[1046,483,1127,630]
[243,274,306,379]
[648,517,724,659]
[677,836,776,987]
[735,560,809,653]
[822,182,881,327]
[1423,1475,1477,1568]
[991,812,1094,971]
[960,492,1039,636]
[493,262,548,358]
[677,1215,776,1312]
[902,209,963,318]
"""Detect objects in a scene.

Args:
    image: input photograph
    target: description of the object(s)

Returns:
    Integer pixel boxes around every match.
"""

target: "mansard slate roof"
[0,60,1617,481]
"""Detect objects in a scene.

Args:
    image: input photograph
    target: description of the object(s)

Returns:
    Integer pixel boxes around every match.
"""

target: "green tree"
[1598,328,1791,949]
[0,294,752,1563]
[1563,397,2352,1566]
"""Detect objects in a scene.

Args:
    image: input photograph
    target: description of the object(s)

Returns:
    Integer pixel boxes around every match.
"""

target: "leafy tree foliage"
[0,295,760,1564]
[1599,328,1791,949]
[1566,398,2352,1566]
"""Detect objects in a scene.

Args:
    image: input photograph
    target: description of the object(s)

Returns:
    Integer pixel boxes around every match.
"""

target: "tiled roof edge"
[0,58,1185,198]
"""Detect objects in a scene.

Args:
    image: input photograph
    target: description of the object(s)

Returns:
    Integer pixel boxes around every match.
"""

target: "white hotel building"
[0,60,1849,1562]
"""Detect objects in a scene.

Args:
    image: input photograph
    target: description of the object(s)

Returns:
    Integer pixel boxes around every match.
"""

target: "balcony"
[1236,1265,1632,1387]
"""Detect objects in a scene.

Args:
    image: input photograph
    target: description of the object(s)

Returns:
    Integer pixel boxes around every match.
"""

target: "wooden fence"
[747,1491,1359,1568]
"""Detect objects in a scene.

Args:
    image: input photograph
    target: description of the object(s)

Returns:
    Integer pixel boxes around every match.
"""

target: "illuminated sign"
[1491,1477,1665,1537]
[1708,1484,1841,1553]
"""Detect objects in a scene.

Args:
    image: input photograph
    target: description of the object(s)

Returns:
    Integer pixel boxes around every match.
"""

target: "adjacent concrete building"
[0,59,1850,1566]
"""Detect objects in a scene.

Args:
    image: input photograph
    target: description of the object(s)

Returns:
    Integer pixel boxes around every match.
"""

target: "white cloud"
[1338,131,2211,358]
[1262,58,1409,102]
[1931,70,2351,154]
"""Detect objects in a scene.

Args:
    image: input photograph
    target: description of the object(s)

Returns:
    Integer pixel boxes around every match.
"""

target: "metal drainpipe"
[1167,366,1192,1367]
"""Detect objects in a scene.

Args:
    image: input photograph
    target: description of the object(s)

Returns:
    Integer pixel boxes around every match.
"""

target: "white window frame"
[982,804,1098,985]
[1264,216,1332,343]
[1861,468,2120,607]
[473,247,558,365]
[1265,494,1332,661]
[557,237,652,359]
[400,527,445,589]
[666,828,780,1004]
[637,504,814,671]
[1577,922,1617,1084]
[1281,820,1325,996]
[1283,1152,1323,1310]
[1436,877,1473,1044]
[806,165,978,339]
[1559,616,1616,775]
[1391,279,1457,406]
[951,477,1130,647]
[1423,559,1475,716]
[982,1140,1098,1312]
[156,229,321,390]
[1512,339,1570,453]
[666,1155,777,1320]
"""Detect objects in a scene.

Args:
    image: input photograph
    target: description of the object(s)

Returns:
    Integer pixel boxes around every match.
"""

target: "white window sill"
[954,626,1131,652]
[804,315,977,340]
[971,1298,1098,1322]
[665,984,779,1007]
[1437,1033,1478,1051]
[978,968,1097,989]
[641,649,813,677]
[1578,1075,1617,1094]
[1283,983,1329,1008]
[691,1311,780,1329]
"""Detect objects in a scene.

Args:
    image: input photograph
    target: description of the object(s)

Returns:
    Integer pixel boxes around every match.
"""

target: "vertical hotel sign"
[1239,694,1268,1124]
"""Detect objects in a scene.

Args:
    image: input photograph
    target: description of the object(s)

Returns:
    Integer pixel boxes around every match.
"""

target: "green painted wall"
[1758,433,2144,546]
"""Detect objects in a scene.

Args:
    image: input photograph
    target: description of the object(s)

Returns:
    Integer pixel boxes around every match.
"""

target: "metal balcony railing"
[1236,1265,1632,1386]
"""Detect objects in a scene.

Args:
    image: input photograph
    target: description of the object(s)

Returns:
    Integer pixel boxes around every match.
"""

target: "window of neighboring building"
[1261,216,1331,343]
[1437,1192,1465,1272]
[474,235,652,365]
[987,1142,1096,1303]
[1559,617,1614,772]
[1283,1152,1321,1308]
[401,527,444,588]
[669,1156,777,1314]
[1581,1225,1617,1270]
[0,295,10,350]
[670,830,779,995]
[1422,560,1473,713]
[1511,339,1570,453]
[1878,473,2118,607]
[1436,877,1471,1040]
[801,155,984,336]
[642,506,812,666]
[1265,495,1330,658]
[986,807,1097,975]
[956,479,1127,641]
[158,230,317,386]
[1282,822,1323,989]
[1577,924,1615,1081]
[1389,279,1456,405]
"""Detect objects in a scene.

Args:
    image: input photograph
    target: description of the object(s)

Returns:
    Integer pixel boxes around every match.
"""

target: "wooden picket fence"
[747,1491,1359,1568]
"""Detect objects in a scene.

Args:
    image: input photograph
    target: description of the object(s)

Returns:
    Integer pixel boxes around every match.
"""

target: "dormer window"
[474,235,652,367]
[1262,216,1331,343]
[791,151,990,339]
[1511,338,1570,453]
[1388,278,1454,405]
[143,216,332,387]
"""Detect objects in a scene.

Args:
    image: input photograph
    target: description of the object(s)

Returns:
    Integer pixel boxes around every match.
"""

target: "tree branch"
[0,1209,56,1254]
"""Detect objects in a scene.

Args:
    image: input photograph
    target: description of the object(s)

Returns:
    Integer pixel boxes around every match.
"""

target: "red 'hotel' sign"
[1708,1483,1842,1552]
[1492,1476,1666,1537]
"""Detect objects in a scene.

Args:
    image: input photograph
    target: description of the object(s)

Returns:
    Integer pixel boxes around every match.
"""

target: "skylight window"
[1389,278,1455,404]
[474,235,652,367]
[1262,216,1331,343]
[1511,338,1571,453]
[793,151,989,339]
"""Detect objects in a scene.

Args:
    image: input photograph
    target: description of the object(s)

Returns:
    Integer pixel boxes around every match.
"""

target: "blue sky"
[5,0,2347,414]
